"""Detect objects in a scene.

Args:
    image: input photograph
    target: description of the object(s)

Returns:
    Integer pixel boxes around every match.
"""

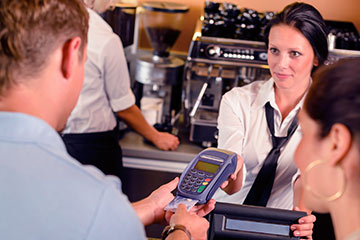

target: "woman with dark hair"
[215,2,328,238]
[263,2,329,71]
[295,57,360,240]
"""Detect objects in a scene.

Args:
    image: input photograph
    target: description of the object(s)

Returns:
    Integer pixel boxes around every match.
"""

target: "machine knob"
[207,46,221,57]
[259,52,268,61]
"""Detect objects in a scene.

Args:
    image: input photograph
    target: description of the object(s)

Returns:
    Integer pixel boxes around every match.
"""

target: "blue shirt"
[0,112,146,240]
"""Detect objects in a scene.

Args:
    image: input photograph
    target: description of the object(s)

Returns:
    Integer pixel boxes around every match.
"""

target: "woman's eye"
[290,51,301,57]
[269,48,278,54]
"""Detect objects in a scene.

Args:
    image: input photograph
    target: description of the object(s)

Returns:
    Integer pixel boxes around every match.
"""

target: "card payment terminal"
[165,148,237,211]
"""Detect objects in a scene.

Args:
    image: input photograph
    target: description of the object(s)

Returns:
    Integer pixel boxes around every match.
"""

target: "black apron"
[62,128,123,181]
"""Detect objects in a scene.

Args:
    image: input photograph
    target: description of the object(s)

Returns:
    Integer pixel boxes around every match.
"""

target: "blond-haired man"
[0,1,210,239]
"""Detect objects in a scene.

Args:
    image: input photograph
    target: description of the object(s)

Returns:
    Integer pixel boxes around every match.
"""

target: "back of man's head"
[0,0,89,97]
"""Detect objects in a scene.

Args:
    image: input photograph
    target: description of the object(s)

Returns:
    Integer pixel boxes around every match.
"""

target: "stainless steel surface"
[134,54,184,125]
[134,1,188,127]
[327,48,360,65]
[189,82,208,117]
[189,110,218,145]
[119,130,203,172]
[135,55,185,85]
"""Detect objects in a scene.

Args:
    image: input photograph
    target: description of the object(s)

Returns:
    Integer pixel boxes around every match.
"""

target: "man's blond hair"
[0,0,89,96]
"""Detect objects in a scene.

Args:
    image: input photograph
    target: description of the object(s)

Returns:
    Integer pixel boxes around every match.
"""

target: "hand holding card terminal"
[165,148,237,211]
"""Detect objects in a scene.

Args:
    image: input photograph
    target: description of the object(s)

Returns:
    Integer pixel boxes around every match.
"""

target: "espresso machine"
[184,1,273,147]
[134,2,189,131]
[325,20,360,64]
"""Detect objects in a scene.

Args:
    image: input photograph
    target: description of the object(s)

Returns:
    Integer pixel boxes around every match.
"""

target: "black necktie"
[243,102,298,207]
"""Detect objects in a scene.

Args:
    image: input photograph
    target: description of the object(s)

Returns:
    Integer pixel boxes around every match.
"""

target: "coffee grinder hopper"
[135,2,189,128]
[142,1,188,57]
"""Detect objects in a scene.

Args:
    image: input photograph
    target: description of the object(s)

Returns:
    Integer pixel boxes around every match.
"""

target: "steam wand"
[189,64,213,117]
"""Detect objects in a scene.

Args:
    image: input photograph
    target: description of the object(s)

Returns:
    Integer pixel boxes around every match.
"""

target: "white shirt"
[63,9,135,134]
[214,78,304,210]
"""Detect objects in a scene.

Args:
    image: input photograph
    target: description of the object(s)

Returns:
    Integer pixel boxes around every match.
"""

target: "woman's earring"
[303,159,346,202]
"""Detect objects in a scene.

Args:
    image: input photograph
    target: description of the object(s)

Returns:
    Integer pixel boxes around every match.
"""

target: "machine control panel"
[205,44,268,62]
[189,37,269,65]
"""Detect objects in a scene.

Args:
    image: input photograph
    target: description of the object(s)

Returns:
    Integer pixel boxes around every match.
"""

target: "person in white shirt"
[62,0,179,179]
[0,0,214,239]
[215,2,329,238]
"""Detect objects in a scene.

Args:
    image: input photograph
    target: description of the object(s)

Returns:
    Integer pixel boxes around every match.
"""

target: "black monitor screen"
[225,218,290,236]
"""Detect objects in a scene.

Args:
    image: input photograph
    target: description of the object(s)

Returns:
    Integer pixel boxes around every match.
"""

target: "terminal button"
[197,185,206,193]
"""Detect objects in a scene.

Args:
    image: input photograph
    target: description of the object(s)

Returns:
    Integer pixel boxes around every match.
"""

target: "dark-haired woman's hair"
[305,57,360,142]
[264,2,328,71]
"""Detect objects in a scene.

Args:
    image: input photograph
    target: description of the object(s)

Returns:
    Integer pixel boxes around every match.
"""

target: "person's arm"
[117,104,179,151]
[220,154,244,194]
[132,177,178,226]
[291,175,316,239]
[132,178,215,227]
[99,34,178,151]
[291,207,316,239]
[217,90,247,195]
[165,230,190,240]
[165,204,209,240]
[293,174,309,211]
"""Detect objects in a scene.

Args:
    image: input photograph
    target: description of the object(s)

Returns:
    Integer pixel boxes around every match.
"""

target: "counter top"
[118,129,204,172]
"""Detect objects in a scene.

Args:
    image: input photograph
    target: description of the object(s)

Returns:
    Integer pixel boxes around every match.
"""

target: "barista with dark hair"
[215,2,329,238]
[0,0,212,238]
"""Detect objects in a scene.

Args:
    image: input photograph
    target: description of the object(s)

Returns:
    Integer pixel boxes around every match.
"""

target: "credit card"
[164,196,199,212]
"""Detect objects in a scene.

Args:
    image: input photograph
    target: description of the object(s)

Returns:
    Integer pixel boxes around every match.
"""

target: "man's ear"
[328,123,352,165]
[61,37,82,79]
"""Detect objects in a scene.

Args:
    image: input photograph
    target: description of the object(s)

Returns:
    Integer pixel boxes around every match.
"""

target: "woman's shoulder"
[223,79,268,101]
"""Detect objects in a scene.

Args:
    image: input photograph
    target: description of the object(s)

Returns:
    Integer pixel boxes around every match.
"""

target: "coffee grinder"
[134,2,189,132]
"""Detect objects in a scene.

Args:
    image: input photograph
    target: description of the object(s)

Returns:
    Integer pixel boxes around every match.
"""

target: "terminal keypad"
[180,169,214,194]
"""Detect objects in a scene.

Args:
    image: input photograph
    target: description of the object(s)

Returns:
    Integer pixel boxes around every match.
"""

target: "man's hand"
[167,204,209,240]
[164,199,216,223]
[132,177,179,226]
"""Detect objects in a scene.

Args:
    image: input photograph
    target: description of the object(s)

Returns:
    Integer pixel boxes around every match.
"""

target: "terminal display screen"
[194,160,219,174]
[225,218,290,236]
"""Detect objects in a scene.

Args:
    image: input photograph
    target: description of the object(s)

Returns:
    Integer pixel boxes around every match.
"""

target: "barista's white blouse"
[214,78,304,210]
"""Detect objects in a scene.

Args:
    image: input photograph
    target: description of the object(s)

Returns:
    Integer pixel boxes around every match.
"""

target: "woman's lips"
[275,72,291,80]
